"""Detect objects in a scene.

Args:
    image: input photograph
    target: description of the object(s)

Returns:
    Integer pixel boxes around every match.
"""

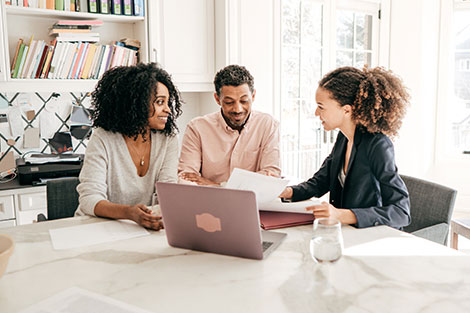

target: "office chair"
[37,177,80,221]
[401,175,457,245]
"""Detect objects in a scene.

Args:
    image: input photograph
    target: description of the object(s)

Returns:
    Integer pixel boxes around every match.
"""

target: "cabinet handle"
[0,203,4,214]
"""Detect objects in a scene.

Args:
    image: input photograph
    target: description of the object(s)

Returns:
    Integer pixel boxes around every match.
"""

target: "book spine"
[111,0,121,15]
[122,0,131,15]
[87,0,97,13]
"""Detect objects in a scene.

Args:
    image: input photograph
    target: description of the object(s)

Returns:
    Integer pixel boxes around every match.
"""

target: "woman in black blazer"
[280,66,411,229]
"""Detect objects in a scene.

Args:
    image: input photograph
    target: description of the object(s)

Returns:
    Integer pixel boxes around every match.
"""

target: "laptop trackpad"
[261,230,287,255]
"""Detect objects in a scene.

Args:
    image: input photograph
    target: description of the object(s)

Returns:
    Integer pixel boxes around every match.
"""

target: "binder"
[259,211,315,230]
[110,0,121,15]
[55,0,64,10]
[133,0,143,16]
[122,0,131,15]
[87,0,97,13]
[98,0,110,14]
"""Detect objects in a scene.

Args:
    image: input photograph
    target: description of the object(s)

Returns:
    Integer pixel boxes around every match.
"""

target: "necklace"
[127,137,151,167]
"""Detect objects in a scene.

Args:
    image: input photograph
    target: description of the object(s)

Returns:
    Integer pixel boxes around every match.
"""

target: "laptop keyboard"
[262,241,274,252]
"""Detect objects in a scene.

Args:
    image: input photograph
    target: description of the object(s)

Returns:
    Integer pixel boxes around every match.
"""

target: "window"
[279,0,383,180]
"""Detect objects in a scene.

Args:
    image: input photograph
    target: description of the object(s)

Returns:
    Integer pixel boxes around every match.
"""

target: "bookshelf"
[0,2,148,92]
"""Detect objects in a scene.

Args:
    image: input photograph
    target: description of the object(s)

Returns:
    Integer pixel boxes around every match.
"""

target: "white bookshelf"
[0,2,148,92]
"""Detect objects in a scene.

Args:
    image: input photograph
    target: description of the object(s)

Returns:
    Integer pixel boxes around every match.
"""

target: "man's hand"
[127,204,163,231]
[179,172,219,186]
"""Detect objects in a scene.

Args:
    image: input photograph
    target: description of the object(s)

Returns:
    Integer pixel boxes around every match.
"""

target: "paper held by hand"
[258,198,321,214]
[226,168,289,203]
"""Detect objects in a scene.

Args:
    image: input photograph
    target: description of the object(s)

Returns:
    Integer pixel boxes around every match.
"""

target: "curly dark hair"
[319,66,410,138]
[91,63,183,138]
[214,64,254,96]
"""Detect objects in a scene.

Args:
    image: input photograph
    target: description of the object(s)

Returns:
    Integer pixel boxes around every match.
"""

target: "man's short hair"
[214,65,254,96]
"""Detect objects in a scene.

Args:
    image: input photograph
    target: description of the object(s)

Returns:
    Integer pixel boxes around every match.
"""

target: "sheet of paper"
[19,287,153,313]
[258,198,321,213]
[8,106,24,137]
[49,220,150,250]
[23,127,40,148]
[226,168,289,204]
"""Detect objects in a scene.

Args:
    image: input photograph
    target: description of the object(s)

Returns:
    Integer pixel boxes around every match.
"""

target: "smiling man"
[178,65,281,186]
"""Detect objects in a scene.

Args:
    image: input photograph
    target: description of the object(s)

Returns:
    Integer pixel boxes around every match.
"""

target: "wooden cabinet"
[148,0,215,92]
[0,3,149,93]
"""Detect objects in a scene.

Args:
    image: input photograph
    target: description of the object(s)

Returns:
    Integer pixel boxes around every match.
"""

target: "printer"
[16,154,83,185]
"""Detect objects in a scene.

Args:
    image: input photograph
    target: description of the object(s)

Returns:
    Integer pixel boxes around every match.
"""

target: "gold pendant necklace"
[127,137,151,167]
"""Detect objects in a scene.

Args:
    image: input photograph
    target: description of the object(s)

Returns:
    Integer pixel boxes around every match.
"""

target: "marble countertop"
[1,216,470,313]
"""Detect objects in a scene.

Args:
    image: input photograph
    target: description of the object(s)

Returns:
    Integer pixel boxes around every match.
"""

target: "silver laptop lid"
[156,182,267,259]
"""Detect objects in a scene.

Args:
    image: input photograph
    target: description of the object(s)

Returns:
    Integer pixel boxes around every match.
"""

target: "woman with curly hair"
[75,63,183,230]
[279,66,411,229]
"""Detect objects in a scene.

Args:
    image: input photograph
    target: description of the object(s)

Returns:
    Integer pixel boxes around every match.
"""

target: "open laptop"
[155,182,287,260]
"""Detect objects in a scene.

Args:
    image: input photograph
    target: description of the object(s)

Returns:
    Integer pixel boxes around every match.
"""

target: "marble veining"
[1,217,470,313]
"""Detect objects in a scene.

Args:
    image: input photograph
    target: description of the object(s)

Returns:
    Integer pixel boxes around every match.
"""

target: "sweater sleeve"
[76,131,109,216]
[157,135,179,183]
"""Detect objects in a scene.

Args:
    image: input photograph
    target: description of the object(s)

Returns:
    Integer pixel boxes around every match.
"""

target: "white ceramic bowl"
[0,234,14,278]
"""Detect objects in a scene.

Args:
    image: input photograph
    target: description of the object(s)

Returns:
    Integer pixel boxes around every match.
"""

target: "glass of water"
[310,218,343,263]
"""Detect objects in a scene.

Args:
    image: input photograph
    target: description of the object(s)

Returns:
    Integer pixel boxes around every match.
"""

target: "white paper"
[49,220,150,250]
[226,168,289,204]
[19,287,153,313]
[258,198,321,214]
[8,106,24,137]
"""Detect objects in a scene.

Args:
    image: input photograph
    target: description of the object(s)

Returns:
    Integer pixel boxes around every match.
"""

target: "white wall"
[388,0,440,178]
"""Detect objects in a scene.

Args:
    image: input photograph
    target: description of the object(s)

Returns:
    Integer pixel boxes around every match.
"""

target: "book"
[47,41,65,78]
[98,0,110,14]
[41,41,56,78]
[46,0,54,9]
[10,38,23,72]
[110,0,121,15]
[34,44,49,78]
[28,40,45,78]
[133,0,143,16]
[58,42,76,79]
[122,0,131,15]
[76,42,91,78]
[55,0,63,10]
[56,20,103,26]
[96,45,110,78]
[68,42,84,79]
[81,43,97,78]
[88,44,103,79]
[50,29,92,34]
[20,39,37,78]
[56,36,99,42]
[87,0,97,13]
[12,43,25,78]
[16,46,28,79]
[18,35,34,78]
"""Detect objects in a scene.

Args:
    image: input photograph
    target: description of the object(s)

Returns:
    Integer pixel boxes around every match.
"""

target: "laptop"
[155,182,287,260]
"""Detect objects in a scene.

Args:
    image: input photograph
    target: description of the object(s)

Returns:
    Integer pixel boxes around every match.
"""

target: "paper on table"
[226,168,289,204]
[258,198,321,214]
[19,287,153,313]
[49,220,150,250]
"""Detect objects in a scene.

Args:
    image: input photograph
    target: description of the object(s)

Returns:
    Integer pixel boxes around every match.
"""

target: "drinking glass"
[309,218,343,263]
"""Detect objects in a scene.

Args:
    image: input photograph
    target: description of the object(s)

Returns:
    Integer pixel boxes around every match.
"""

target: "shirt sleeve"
[157,135,179,183]
[256,119,281,177]
[178,121,203,175]
[76,132,109,216]
[350,136,411,229]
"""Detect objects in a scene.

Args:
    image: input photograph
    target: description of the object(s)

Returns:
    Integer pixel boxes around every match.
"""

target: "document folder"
[259,211,314,230]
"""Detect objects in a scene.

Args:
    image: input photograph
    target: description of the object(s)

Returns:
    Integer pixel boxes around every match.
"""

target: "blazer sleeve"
[290,150,334,202]
[350,136,411,229]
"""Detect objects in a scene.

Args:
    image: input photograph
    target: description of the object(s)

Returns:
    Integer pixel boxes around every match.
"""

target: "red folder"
[259,211,314,230]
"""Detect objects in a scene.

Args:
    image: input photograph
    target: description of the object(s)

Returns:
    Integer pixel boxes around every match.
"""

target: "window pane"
[282,0,301,45]
[336,50,353,67]
[337,11,354,49]
[355,13,373,50]
[301,1,322,46]
[299,100,322,179]
[282,46,300,98]
[281,100,300,177]
[451,11,470,154]
[354,52,371,68]
[300,48,322,100]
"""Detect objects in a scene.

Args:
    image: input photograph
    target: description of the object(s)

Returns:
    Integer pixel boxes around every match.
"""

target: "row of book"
[5,0,144,16]
[10,38,139,80]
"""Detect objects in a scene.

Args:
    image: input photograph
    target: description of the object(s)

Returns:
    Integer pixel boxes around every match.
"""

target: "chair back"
[46,177,80,220]
[401,175,457,243]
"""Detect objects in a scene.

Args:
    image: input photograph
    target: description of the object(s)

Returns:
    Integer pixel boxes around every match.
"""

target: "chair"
[401,175,457,245]
[37,177,80,221]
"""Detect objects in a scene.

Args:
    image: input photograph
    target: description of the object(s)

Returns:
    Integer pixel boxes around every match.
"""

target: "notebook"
[259,211,315,230]
[156,182,287,260]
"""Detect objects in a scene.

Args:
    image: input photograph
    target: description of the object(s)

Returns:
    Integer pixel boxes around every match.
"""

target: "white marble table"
[1,216,470,313]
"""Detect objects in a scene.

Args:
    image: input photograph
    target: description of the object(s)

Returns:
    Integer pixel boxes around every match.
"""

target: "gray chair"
[37,177,80,221]
[401,175,457,245]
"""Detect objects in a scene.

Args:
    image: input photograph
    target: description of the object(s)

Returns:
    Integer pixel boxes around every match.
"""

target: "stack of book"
[50,20,103,42]
[10,36,140,80]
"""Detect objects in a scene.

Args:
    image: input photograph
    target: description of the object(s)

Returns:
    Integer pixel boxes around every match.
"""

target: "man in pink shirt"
[178,65,281,186]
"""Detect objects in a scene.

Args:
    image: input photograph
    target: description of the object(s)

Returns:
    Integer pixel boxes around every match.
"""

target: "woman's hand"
[127,204,163,231]
[306,201,341,220]
[278,187,293,199]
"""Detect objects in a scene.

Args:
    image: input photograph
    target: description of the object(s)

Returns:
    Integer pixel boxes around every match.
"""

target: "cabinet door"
[149,0,214,90]
[17,191,47,225]
[0,195,15,220]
